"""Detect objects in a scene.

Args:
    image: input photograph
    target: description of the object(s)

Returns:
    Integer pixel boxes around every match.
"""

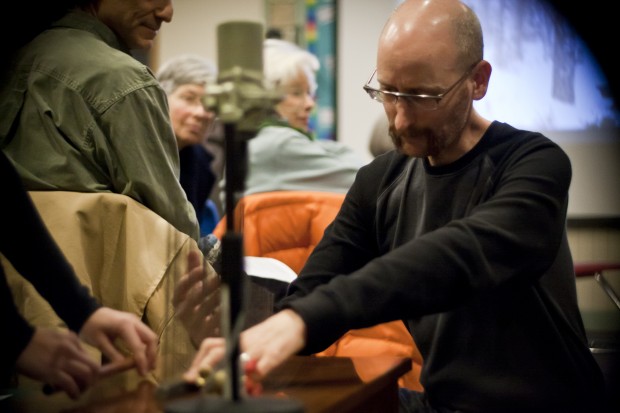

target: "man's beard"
[389,127,442,158]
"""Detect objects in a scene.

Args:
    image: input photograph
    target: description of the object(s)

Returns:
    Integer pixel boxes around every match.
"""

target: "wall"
[570,226,620,335]
[158,0,265,70]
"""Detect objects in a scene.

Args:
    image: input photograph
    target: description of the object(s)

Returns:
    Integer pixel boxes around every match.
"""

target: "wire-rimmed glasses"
[362,62,479,111]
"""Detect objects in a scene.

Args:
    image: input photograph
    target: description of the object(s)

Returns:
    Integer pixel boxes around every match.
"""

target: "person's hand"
[78,307,158,376]
[173,250,221,347]
[240,309,306,379]
[183,337,226,383]
[16,327,100,399]
[183,309,306,383]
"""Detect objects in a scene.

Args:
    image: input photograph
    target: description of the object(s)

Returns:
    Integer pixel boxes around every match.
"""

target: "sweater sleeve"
[0,264,34,383]
[0,151,100,333]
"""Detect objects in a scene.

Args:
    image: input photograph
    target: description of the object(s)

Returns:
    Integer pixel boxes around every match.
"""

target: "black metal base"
[164,396,305,413]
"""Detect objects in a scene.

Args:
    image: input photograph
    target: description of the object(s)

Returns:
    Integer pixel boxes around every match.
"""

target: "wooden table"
[2,356,411,413]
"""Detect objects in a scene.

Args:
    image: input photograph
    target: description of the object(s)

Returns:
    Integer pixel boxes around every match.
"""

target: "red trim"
[574,262,620,277]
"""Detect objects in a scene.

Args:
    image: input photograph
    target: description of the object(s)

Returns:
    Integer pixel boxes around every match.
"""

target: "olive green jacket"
[0,11,199,240]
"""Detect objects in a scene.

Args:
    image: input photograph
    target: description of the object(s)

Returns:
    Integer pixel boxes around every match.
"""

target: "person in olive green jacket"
[0,0,199,240]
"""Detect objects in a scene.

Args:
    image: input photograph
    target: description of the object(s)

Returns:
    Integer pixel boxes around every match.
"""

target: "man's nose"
[391,101,415,131]
[155,0,173,23]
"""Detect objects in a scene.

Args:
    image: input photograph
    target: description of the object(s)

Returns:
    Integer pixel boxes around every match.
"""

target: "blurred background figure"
[242,38,364,196]
[368,115,395,158]
[157,54,222,236]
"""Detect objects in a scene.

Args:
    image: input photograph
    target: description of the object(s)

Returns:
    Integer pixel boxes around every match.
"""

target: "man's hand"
[79,307,158,376]
[16,327,99,399]
[240,309,307,379]
[183,309,306,384]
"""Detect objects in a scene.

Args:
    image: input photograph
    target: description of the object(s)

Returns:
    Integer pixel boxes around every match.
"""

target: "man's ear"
[472,60,491,101]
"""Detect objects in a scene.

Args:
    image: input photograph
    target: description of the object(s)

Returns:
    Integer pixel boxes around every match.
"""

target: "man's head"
[370,0,491,165]
[157,54,218,150]
[80,0,173,50]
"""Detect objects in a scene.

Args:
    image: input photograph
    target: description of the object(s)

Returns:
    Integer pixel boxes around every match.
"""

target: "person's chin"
[139,38,156,50]
[399,141,425,158]
[128,39,154,51]
[292,122,309,132]
[187,134,204,145]
[129,29,157,50]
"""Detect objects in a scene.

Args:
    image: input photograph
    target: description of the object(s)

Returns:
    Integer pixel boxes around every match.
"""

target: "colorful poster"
[306,0,336,141]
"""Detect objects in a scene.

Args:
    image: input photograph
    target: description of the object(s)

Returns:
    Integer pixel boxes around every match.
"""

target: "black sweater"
[278,121,608,412]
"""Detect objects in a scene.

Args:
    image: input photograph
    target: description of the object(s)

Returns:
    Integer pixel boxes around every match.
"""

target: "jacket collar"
[52,10,130,54]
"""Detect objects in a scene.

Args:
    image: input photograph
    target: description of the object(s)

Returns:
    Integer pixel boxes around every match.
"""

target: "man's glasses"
[363,62,479,111]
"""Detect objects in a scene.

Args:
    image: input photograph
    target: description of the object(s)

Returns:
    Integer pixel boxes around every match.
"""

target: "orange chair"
[214,190,423,390]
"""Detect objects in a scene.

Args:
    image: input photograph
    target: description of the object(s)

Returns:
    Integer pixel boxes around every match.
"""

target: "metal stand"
[165,123,304,413]
[220,122,249,401]
[165,19,303,413]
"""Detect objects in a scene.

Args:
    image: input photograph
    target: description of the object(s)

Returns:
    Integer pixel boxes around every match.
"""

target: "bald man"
[183,1,609,412]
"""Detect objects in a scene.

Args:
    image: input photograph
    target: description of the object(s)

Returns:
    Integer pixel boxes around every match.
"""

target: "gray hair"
[263,38,320,95]
[156,54,217,94]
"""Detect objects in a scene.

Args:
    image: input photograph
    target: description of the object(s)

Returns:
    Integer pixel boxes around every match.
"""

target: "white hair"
[262,38,320,95]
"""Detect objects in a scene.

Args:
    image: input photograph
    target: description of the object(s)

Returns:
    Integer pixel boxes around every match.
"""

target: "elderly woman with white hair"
[244,38,364,196]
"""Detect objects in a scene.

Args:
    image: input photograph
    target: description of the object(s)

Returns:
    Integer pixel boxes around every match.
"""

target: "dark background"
[548,1,619,106]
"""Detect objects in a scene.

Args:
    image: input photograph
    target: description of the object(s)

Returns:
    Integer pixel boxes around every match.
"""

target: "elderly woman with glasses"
[240,38,364,197]
[157,54,221,236]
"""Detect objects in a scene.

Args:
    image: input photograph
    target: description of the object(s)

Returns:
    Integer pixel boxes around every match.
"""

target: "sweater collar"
[258,118,315,141]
